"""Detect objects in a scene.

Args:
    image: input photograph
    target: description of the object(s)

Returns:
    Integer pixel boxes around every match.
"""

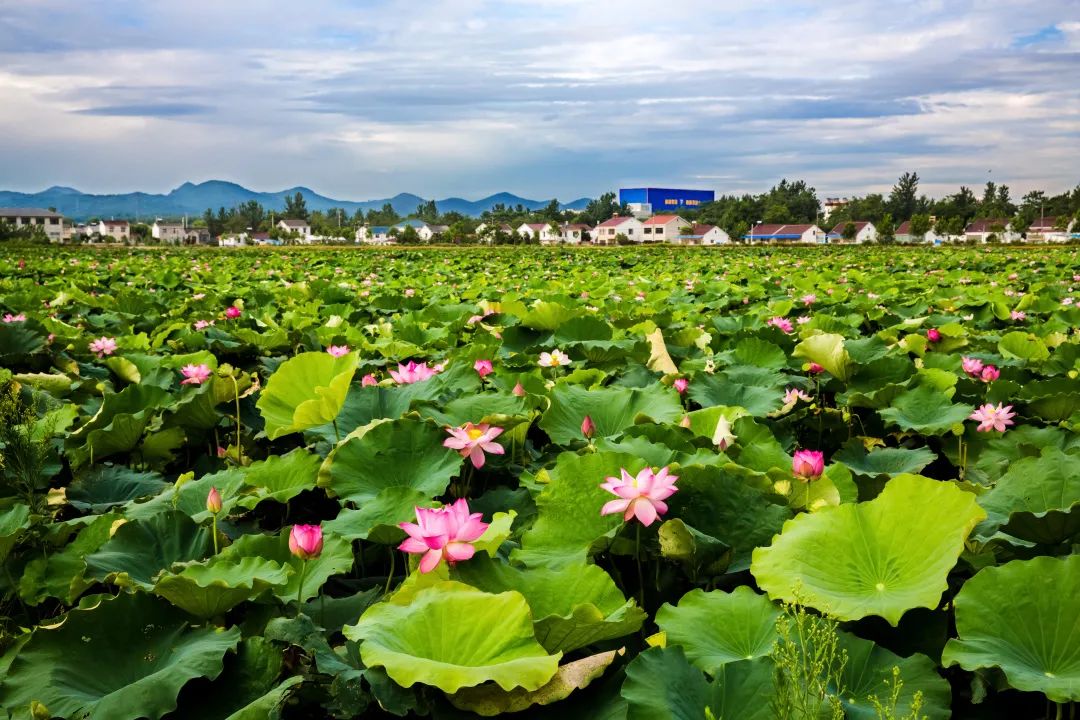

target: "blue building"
[619,188,715,214]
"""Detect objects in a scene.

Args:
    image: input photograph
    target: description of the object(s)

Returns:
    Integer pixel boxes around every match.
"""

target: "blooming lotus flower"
[326,345,350,357]
[399,499,489,573]
[961,357,984,377]
[89,337,117,358]
[2,313,26,323]
[792,450,825,481]
[390,361,438,384]
[673,378,689,394]
[180,363,212,385]
[783,387,813,405]
[801,293,817,306]
[767,317,794,333]
[361,373,378,386]
[443,423,505,469]
[289,524,324,560]
[600,466,679,526]
[712,416,736,450]
[194,320,214,330]
[539,349,571,367]
[927,328,941,343]
[581,415,595,439]
[474,359,493,378]
[980,365,1000,382]
[1010,311,1026,321]
[224,305,242,319]
[206,487,222,514]
[969,403,1016,432]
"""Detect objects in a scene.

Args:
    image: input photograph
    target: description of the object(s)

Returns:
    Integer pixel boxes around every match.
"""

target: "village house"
[560,223,592,244]
[394,219,446,241]
[1026,217,1073,243]
[828,220,877,244]
[356,226,393,244]
[641,214,689,243]
[474,223,514,243]
[0,207,65,242]
[277,218,312,241]
[964,219,1018,243]
[745,223,826,244]
[677,224,730,245]
[152,220,187,245]
[98,219,130,242]
[592,216,643,244]
[895,220,943,245]
[516,222,548,242]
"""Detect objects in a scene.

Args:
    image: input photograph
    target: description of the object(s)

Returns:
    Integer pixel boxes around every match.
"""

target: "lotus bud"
[289,524,323,560]
[512,381,526,397]
[225,305,242,319]
[980,365,1000,382]
[807,362,824,374]
[361,373,378,387]
[679,414,692,429]
[673,378,689,394]
[712,416,736,450]
[926,328,941,343]
[792,449,825,482]
[206,486,222,514]
[581,415,595,439]
[474,359,493,378]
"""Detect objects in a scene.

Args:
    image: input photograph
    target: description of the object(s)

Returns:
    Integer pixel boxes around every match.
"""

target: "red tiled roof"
[101,219,129,226]
[280,218,308,227]
[1029,217,1058,230]
[750,224,817,235]
[596,216,636,229]
[688,224,716,235]
[643,214,685,225]
[564,223,592,231]
[896,221,912,234]
[829,221,871,234]
[965,219,1009,233]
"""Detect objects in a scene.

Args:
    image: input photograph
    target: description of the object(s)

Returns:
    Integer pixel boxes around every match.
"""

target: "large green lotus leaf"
[837,631,951,720]
[976,446,1080,543]
[344,581,561,693]
[154,557,292,619]
[831,441,937,478]
[124,463,249,523]
[621,646,773,720]
[305,383,413,443]
[416,391,531,427]
[657,518,731,578]
[539,384,683,445]
[732,337,788,370]
[65,383,172,468]
[655,587,780,674]
[728,417,792,474]
[256,350,357,440]
[686,373,785,416]
[664,465,792,572]
[448,648,622,717]
[942,555,1080,702]
[0,503,31,563]
[878,384,973,435]
[751,474,985,625]
[519,300,581,330]
[514,451,645,568]
[219,530,353,603]
[792,332,855,382]
[85,510,213,589]
[67,465,170,512]
[452,555,645,653]
[0,322,45,359]
[0,593,240,720]
[322,486,428,544]
[236,448,321,509]
[318,417,461,504]
[19,512,118,605]
[998,331,1050,362]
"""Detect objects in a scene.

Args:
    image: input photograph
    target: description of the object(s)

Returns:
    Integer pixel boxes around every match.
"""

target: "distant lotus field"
[2,244,1080,719]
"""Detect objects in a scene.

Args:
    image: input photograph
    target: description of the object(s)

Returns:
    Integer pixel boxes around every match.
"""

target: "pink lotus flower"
[600,466,679,526]
[327,345,350,357]
[361,373,378,387]
[194,320,214,330]
[2,313,26,323]
[399,499,489,573]
[969,403,1016,432]
[289,524,324,560]
[581,415,595,439]
[539,349,571,367]
[390,361,438,384]
[206,487,222,514]
[89,337,117,358]
[192,292,206,300]
[180,363,212,385]
[512,381,526,397]
[980,365,1000,382]
[801,293,817,306]
[792,450,825,482]
[474,359,493,378]
[443,423,505,469]
[767,317,794,334]
[1010,311,1026,321]
[807,362,825,374]
[961,357,984,377]
[224,305,242,319]
[927,328,942,343]
[673,378,689,394]
[783,387,813,405]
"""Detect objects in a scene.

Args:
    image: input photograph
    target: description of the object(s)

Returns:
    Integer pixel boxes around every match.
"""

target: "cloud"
[0,0,1077,201]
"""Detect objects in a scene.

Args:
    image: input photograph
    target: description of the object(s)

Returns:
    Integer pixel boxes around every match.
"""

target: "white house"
[517,223,547,242]
[593,216,643,244]
[0,207,65,242]
[152,220,187,245]
[561,223,592,244]
[678,224,730,245]
[475,223,514,243]
[277,218,312,241]
[895,220,942,245]
[828,220,877,244]
[745,224,826,244]
[356,225,394,244]
[965,219,1018,243]
[641,214,689,243]
[821,197,849,221]
[1026,217,1073,243]
[98,219,130,242]
[393,219,445,241]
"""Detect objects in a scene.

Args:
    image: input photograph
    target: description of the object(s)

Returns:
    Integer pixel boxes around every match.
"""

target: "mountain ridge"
[0,180,592,220]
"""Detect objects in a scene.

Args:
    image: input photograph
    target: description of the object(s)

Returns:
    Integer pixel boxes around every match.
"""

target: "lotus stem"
[332,417,340,444]
[635,522,644,608]
[385,547,396,596]
[296,560,308,617]
[231,374,243,465]
[211,514,219,555]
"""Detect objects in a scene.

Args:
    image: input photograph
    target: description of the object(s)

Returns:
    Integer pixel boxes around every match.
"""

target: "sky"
[0,0,1078,202]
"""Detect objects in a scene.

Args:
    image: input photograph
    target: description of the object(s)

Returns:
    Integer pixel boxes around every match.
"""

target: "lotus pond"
[1,245,1079,719]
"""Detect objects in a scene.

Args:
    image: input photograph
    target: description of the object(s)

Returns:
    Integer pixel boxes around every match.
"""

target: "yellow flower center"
[467,428,485,441]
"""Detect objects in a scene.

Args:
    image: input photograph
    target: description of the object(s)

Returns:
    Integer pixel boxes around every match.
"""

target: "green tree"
[886,171,919,221]
[581,192,619,226]
[909,214,931,242]
[877,213,896,244]
[284,191,308,219]
[399,225,421,244]
[236,200,266,231]
[841,222,857,243]
[415,200,438,223]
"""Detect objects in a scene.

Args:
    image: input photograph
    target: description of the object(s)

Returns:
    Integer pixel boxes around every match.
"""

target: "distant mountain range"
[0,181,593,220]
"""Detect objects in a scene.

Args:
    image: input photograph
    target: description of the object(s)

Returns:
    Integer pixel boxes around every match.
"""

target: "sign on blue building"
[619,188,715,211]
